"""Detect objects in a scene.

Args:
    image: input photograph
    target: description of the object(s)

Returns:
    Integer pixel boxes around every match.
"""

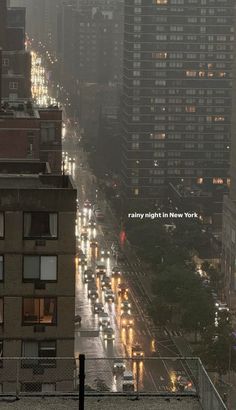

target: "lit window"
[186,71,197,77]
[213,178,224,185]
[134,188,139,196]
[23,298,57,325]
[156,0,168,3]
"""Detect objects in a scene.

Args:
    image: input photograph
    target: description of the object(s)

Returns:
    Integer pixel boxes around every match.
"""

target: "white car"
[113,359,126,374]
[99,312,110,327]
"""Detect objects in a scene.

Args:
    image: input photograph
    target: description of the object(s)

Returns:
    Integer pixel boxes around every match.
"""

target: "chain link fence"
[0,356,227,409]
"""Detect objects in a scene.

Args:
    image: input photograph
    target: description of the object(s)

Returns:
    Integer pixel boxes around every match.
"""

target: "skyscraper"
[121,0,234,201]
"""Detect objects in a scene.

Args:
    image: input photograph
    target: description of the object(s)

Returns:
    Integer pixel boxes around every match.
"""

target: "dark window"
[0,299,3,324]
[24,212,57,238]
[0,213,4,238]
[0,340,3,368]
[22,298,57,325]
[41,122,56,143]
[23,256,57,281]
[22,340,56,368]
[0,256,3,281]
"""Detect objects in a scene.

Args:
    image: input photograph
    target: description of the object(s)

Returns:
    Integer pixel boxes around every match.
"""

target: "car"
[176,376,196,393]
[122,371,134,392]
[77,251,87,266]
[111,266,122,277]
[99,312,110,327]
[104,290,115,303]
[101,276,112,290]
[88,289,99,301]
[103,326,115,341]
[80,232,88,240]
[93,302,104,314]
[83,269,95,283]
[90,240,98,248]
[88,219,96,228]
[84,200,92,209]
[121,313,134,328]
[96,263,106,276]
[100,249,110,259]
[113,359,126,374]
[95,209,105,221]
[118,283,129,297]
[75,314,82,325]
[121,300,132,314]
[132,344,144,358]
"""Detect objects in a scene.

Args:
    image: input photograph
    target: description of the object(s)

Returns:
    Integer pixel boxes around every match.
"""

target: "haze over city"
[0,0,235,409]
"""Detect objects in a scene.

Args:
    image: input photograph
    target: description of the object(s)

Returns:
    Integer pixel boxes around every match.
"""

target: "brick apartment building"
[0,0,31,101]
[0,102,62,173]
[0,163,77,392]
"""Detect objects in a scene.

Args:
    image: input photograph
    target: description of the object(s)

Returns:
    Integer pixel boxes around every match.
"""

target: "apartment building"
[122,0,234,200]
[0,102,62,173]
[0,166,77,392]
[0,0,31,101]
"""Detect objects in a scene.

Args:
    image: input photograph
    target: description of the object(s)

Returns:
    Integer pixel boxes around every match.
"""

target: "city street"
[63,141,196,395]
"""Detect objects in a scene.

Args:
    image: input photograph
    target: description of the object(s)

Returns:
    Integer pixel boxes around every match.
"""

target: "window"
[0,256,3,281]
[24,212,57,238]
[9,82,18,90]
[2,58,9,67]
[0,341,2,368]
[22,298,57,325]
[0,213,4,238]
[0,299,3,324]
[23,256,57,281]
[22,340,56,368]
[41,123,56,143]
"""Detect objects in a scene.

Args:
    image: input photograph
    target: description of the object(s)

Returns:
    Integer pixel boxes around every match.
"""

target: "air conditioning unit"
[34,281,46,290]
[35,240,46,246]
[34,324,45,333]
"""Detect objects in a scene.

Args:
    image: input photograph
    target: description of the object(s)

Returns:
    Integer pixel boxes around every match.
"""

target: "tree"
[201,311,236,378]
[180,287,214,340]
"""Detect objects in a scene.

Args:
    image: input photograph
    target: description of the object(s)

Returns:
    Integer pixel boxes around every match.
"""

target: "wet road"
[63,147,196,394]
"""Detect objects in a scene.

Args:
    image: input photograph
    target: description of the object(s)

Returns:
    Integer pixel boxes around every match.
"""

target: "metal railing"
[0,356,227,410]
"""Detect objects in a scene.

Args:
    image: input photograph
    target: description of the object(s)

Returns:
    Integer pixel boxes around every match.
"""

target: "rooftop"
[0,396,201,410]
[0,174,74,189]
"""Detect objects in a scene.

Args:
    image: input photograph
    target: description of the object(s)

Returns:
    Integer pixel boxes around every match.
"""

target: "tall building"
[0,164,76,392]
[0,0,31,101]
[222,7,236,314]
[121,0,234,201]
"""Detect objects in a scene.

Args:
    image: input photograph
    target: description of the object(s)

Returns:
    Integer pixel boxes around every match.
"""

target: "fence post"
[16,358,20,398]
[136,359,140,400]
[79,354,85,410]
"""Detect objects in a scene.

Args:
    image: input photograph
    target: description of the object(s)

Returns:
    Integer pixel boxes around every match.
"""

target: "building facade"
[0,0,31,101]
[0,102,62,173]
[0,169,76,392]
[121,0,234,200]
